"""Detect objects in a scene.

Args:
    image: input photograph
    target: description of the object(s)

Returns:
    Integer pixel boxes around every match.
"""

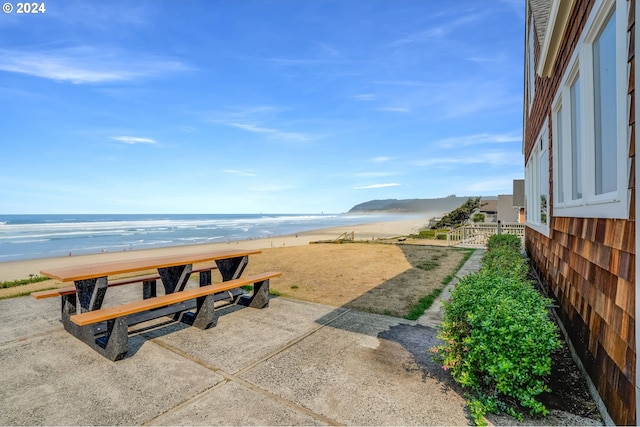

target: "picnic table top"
[40,248,262,282]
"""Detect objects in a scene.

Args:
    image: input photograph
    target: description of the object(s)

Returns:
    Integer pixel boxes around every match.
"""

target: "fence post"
[497,220,502,235]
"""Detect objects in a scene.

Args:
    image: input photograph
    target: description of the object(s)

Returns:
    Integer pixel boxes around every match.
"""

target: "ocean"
[0,213,406,262]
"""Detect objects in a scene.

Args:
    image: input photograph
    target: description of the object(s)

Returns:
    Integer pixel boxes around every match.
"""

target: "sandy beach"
[0,214,438,285]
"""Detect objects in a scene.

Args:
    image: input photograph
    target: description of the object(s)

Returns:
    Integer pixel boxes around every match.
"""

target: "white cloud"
[388,10,484,46]
[111,136,157,145]
[370,156,392,163]
[413,150,522,167]
[354,172,393,178]
[436,132,521,148]
[226,122,312,142]
[0,48,190,84]
[354,183,401,190]
[467,178,515,192]
[224,169,257,177]
[351,94,377,101]
[377,107,411,113]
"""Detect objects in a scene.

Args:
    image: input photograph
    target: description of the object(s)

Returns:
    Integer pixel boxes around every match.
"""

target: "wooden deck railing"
[446,222,525,247]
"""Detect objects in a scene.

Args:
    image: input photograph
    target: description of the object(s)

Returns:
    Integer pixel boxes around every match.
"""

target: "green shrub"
[416,229,449,239]
[416,229,436,239]
[481,247,528,281]
[487,233,522,252]
[472,213,485,222]
[432,237,560,424]
[432,197,482,229]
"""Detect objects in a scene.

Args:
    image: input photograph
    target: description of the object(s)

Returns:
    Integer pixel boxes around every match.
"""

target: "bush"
[432,197,482,229]
[416,229,449,239]
[416,229,436,239]
[432,235,560,424]
[487,234,522,253]
[472,213,485,222]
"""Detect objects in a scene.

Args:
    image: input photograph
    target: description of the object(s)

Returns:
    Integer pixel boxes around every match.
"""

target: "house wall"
[497,195,519,223]
[524,1,636,424]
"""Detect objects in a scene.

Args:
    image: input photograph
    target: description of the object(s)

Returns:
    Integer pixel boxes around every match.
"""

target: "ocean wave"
[0,213,405,262]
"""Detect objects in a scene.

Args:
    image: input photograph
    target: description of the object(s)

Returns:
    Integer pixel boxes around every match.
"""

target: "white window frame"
[551,0,629,219]
[526,120,550,236]
[527,15,536,111]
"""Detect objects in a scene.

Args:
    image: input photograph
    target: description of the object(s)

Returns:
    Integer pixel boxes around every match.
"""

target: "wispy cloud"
[467,178,516,192]
[206,105,315,143]
[0,47,190,84]
[389,10,484,46]
[370,156,392,163]
[226,122,312,142]
[413,150,522,167]
[224,169,257,177]
[354,172,393,178]
[111,136,157,145]
[377,107,411,113]
[436,132,521,148]
[354,183,401,190]
[351,94,377,101]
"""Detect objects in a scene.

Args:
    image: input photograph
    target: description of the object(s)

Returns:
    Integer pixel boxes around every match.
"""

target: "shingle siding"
[524,1,637,424]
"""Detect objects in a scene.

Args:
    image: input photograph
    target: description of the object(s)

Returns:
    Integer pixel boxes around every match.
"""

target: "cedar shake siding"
[524,0,636,424]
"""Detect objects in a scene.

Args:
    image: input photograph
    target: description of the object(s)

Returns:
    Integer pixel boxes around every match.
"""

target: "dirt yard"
[243,242,467,318]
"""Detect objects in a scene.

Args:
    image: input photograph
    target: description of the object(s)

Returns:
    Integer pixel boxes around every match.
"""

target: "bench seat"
[70,271,282,327]
[30,265,218,300]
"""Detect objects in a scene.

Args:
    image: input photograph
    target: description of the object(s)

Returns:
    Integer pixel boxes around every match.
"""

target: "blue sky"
[1,0,525,214]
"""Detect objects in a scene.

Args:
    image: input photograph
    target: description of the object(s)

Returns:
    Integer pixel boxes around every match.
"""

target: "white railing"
[446,222,525,247]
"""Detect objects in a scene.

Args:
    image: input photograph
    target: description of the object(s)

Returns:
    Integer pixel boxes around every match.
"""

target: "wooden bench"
[71,271,282,327]
[62,271,280,361]
[30,265,218,300]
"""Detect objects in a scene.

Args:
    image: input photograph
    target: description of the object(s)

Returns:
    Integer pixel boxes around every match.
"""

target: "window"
[551,0,628,219]
[554,102,564,204]
[526,121,550,235]
[570,73,582,200]
[593,11,617,195]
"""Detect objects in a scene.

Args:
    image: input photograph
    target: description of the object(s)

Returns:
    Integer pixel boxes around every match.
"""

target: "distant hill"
[348,196,493,214]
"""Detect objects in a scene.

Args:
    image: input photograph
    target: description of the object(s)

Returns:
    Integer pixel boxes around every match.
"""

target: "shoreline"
[0,214,433,282]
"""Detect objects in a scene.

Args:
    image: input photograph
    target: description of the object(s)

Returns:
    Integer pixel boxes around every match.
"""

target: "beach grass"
[1,275,50,289]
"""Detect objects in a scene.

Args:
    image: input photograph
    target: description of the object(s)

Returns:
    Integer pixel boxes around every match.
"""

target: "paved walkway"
[0,249,489,426]
[417,249,484,327]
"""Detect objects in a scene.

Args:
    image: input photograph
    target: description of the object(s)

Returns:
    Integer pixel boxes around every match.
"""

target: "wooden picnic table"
[36,248,280,361]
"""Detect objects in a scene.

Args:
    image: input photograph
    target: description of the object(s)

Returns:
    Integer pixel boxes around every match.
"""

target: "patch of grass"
[405,288,443,320]
[241,284,281,297]
[405,248,476,320]
[290,285,299,290]
[417,259,440,271]
[1,275,50,289]
[441,249,476,286]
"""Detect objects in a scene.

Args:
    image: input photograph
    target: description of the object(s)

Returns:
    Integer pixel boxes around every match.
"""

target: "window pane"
[593,12,617,195]
[555,107,564,203]
[539,148,549,224]
[570,76,582,200]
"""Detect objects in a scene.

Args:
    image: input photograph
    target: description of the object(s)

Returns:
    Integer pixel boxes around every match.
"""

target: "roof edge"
[537,0,576,77]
